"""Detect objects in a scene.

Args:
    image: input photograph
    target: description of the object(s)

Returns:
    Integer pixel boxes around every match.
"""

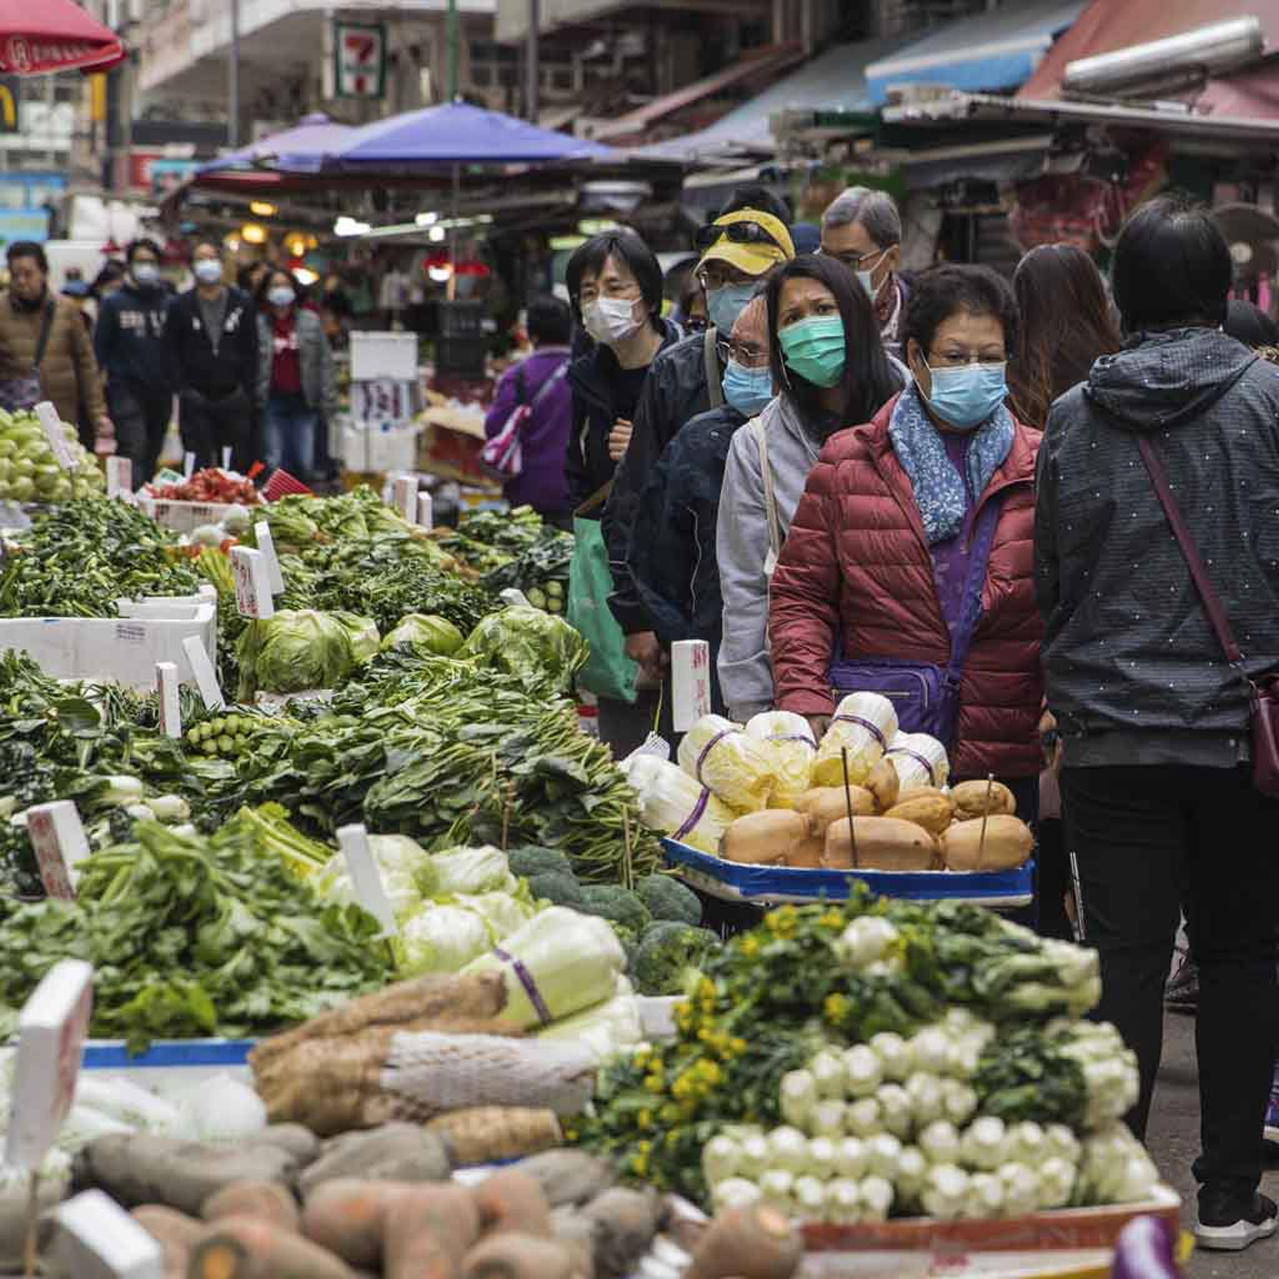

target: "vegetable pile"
[146,468,259,505]
[0,409,106,505]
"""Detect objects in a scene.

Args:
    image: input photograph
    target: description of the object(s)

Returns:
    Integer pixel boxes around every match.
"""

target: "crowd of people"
[483,186,1279,1253]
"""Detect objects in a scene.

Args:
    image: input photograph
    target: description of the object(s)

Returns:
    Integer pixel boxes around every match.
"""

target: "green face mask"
[778,314,846,388]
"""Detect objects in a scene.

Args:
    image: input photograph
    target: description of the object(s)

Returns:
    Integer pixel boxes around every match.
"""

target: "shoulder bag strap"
[529,359,569,409]
[574,477,614,519]
[704,327,724,410]
[1136,434,1243,664]
[752,416,782,562]
[945,495,1003,681]
[33,300,56,371]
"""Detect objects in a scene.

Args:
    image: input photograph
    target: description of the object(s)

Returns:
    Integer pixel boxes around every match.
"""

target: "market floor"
[1149,1012,1279,1278]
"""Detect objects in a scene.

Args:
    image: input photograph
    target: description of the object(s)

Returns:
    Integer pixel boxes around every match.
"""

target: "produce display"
[0,409,106,505]
[145,467,260,505]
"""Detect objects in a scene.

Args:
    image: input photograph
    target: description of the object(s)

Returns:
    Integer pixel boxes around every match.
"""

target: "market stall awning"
[197,114,356,177]
[0,0,125,75]
[864,0,1087,106]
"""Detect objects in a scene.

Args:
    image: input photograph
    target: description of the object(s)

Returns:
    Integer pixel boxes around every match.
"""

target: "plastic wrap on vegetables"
[884,731,950,790]
[534,978,643,1062]
[395,904,492,974]
[812,694,898,788]
[677,714,778,811]
[745,711,817,808]
[417,844,516,898]
[622,753,736,854]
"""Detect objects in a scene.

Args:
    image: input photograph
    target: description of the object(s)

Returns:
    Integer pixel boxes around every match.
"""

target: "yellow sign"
[0,80,17,134]
[88,74,106,125]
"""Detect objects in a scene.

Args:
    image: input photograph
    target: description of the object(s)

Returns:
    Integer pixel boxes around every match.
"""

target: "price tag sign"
[337,823,398,936]
[221,446,233,470]
[230,546,275,620]
[4,958,94,1170]
[416,491,433,529]
[26,801,91,900]
[391,474,418,523]
[105,456,132,499]
[183,451,195,479]
[35,401,76,470]
[671,639,712,733]
[182,636,225,711]
[254,522,286,595]
[155,661,182,738]
[55,1190,164,1279]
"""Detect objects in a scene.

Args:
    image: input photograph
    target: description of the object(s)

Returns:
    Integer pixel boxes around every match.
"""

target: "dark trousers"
[178,387,252,473]
[108,382,173,484]
[1062,763,1279,1192]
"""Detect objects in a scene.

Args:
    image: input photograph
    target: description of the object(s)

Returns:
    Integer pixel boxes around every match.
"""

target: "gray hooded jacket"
[1036,329,1279,767]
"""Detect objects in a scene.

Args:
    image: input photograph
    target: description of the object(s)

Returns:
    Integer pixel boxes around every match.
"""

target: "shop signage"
[333,21,386,99]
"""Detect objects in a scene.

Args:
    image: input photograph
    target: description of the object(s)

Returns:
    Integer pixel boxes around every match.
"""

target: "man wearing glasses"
[602,205,794,710]
[820,187,909,358]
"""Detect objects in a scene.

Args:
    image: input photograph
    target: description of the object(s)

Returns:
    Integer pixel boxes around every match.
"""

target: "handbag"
[0,300,56,413]
[1135,435,1279,797]
[828,495,1001,749]
[481,358,568,480]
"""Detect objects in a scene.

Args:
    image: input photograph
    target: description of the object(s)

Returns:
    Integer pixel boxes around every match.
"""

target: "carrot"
[683,1204,803,1279]
[302,1178,411,1269]
[382,1184,480,1279]
[461,1233,586,1279]
[472,1169,551,1239]
[187,1214,356,1279]
[202,1180,300,1232]
[131,1205,203,1279]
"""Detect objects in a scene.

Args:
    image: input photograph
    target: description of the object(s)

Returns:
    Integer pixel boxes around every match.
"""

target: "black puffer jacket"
[1035,330,1279,767]
[603,330,723,633]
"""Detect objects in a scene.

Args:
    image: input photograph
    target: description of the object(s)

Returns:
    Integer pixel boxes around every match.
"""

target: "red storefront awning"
[0,0,125,75]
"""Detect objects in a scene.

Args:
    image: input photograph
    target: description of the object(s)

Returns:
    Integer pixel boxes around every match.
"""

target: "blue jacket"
[483,346,572,515]
[94,281,174,393]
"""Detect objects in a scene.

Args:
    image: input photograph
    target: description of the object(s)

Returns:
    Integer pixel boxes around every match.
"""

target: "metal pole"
[229,0,241,148]
[525,0,539,121]
[446,0,458,101]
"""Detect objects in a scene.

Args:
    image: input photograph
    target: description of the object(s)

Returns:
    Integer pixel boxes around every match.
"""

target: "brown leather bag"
[1137,435,1279,796]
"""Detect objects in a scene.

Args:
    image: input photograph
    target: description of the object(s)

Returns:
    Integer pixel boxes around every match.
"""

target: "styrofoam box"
[351,331,419,381]
[80,1038,252,1084]
[137,495,242,534]
[336,420,421,473]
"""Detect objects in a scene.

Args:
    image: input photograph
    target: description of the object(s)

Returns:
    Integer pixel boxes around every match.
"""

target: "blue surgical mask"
[924,362,1008,430]
[706,283,755,335]
[721,359,773,417]
[267,286,296,310]
[132,263,160,286]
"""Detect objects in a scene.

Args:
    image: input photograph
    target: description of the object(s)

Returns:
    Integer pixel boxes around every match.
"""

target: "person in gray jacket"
[1035,196,1279,1252]
[256,269,337,481]
[716,254,907,721]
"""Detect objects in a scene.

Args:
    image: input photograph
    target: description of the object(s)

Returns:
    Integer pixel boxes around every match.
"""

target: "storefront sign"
[333,21,386,99]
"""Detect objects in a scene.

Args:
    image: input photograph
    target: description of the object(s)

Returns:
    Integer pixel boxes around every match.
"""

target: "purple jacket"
[484,345,573,515]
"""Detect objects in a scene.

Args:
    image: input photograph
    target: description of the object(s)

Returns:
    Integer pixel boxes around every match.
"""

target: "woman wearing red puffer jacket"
[767,264,1044,810]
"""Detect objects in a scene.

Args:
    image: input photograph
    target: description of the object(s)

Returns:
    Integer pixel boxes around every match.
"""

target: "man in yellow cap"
[597,196,794,755]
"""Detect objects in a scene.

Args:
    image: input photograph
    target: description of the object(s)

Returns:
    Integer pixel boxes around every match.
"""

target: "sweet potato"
[202,1181,299,1232]
[951,779,1016,821]
[427,1108,561,1167]
[514,1151,614,1208]
[940,815,1034,871]
[248,1125,321,1166]
[187,1214,356,1279]
[719,811,808,865]
[297,1124,452,1198]
[684,1204,803,1279]
[302,1179,410,1269]
[792,786,875,835]
[823,816,936,871]
[472,1169,551,1239]
[461,1233,586,1279]
[382,1184,480,1279]
[131,1205,203,1279]
[578,1188,662,1279]
[864,758,900,813]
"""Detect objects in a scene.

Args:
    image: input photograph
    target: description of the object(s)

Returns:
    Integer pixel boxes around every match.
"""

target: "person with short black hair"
[821,187,910,356]
[1036,195,1279,1251]
[483,296,574,523]
[718,183,793,226]
[0,240,110,448]
[94,237,174,481]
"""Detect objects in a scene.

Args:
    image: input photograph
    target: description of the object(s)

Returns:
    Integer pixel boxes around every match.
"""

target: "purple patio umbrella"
[197,113,356,176]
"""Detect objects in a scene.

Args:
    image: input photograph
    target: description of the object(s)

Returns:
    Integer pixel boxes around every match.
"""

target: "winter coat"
[565,318,682,514]
[603,328,723,633]
[627,403,747,711]
[483,345,573,516]
[256,308,337,420]
[769,393,1043,781]
[167,286,258,402]
[1036,329,1279,769]
[0,291,106,428]
[94,281,174,394]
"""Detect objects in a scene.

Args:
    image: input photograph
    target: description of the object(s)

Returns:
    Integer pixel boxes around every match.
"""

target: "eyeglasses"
[927,350,1006,369]
[694,220,785,254]
[819,245,888,271]
[715,338,769,368]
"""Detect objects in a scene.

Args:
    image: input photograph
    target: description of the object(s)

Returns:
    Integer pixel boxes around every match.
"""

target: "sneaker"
[1195,1188,1278,1251]
[1265,1076,1279,1145]
[1165,951,1199,1014]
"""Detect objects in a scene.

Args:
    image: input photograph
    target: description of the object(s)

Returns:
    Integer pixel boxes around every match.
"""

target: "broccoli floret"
[635,873,701,926]
[577,885,652,937]
[508,845,574,879]
[527,870,586,909]
[632,923,720,996]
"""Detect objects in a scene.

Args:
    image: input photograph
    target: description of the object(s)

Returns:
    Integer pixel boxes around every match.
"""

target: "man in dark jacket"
[167,241,258,471]
[1035,196,1279,1251]
[94,239,174,482]
[603,206,794,683]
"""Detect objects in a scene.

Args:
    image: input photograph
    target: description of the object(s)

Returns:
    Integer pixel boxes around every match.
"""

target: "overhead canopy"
[0,0,125,75]
[197,114,356,177]
[865,0,1087,105]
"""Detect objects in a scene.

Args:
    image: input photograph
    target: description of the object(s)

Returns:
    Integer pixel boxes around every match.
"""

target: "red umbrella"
[0,0,125,76]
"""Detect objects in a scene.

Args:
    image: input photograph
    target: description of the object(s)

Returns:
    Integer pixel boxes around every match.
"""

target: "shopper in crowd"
[603,204,795,708]
[484,295,574,526]
[1223,297,1278,348]
[167,241,258,472]
[94,239,174,483]
[255,268,336,482]
[1035,196,1279,1250]
[237,261,269,298]
[719,254,908,721]
[627,293,771,712]
[766,263,1041,806]
[820,187,909,358]
[0,241,110,450]
[676,271,707,335]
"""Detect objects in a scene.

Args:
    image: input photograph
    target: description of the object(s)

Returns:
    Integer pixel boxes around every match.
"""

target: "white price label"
[337,824,398,936]
[230,546,275,620]
[182,636,225,711]
[105,456,132,498]
[391,474,418,523]
[156,661,181,738]
[671,639,712,733]
[221,446,233,470]
[254,522,285,595]
[416,491,433,528]
[183,451,195,479]
[5,959,94,1170]
[55,1190,164,1279]
[35,401,76,470]
[27,801,91,900]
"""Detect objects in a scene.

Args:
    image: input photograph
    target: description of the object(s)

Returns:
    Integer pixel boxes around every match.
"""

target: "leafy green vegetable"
[380,613,465,657]
[632,921,719,995]
[459,606,586,695]
[235,609,378,699]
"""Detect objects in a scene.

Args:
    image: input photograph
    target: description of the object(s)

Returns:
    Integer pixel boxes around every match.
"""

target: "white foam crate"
[335,419,421,473]
[350,331,419,381]
[137,495,254,533]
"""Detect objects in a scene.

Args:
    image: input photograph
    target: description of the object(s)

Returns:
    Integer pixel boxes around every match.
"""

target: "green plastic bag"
[568,515,638,703]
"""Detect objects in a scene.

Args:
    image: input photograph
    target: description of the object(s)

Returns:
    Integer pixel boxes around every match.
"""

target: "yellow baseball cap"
[697,208,796,277]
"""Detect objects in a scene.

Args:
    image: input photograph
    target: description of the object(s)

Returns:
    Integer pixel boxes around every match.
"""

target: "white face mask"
[193,259,223,285]
[267,286,295,309]
[582,295,642,346]
[132,262,160,286]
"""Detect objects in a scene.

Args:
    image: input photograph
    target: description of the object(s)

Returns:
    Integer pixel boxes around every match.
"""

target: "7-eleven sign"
[334,21,386,99]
